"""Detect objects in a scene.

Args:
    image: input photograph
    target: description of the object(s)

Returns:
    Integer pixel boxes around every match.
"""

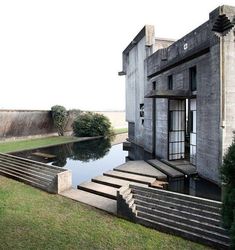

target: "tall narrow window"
[152,81,156,90]
[190,66,197,91]
[168,75,173,90]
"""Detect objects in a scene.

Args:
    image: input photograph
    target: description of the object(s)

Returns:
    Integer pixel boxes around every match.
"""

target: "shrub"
[51,105,68,136]
[221,133,235,248]
[72,112,114,137]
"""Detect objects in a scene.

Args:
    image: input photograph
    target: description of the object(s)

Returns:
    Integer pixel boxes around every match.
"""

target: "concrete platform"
[92,175,147,188]
[114,161,167,180]
[60,188,117,214]
[148,159,184,179]
[78,181,118,200]
[104,170,156,185]
[161,159,197,176]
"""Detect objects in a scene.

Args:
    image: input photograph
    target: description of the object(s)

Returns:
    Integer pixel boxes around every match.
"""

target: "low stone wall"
[0,110,56,140]
[0,110,126,140]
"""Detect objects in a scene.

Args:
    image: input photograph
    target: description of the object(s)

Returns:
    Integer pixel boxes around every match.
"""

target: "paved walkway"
[60,188,117,214]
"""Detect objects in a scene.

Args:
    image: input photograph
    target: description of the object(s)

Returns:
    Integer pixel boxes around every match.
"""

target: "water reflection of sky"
[65,144,127,187]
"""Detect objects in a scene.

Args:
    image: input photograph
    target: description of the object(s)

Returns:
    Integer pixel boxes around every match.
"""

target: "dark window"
[168,75,173,90]
[190,66,197,91]
[169,111,174,131]
[190,111,194,132]
[140,103,144,117]
[152,81,156,90]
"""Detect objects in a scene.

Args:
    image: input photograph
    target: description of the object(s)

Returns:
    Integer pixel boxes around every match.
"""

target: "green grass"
[0,128,128,154]
[0,136,84,154]
[113,127,128,134]
[0,176,210,250]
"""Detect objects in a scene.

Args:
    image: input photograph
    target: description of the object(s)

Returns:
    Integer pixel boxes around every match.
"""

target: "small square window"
[168,75,173,90]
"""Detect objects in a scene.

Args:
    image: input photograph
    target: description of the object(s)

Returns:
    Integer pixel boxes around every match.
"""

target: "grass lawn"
[0,176,210,250]
[0,136,85,154]
[0,128,128,154]
[113,127,128,134]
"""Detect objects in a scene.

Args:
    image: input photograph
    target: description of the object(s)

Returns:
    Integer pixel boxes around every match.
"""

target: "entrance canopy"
[145,90,190,99]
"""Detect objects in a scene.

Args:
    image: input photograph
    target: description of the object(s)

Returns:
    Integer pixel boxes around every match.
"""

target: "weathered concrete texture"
[0,152,72,194]
[121,5,235,185]
[114,161,167,180]
[148,159,184,178]
[104,170,156,185]
[161,159,197,176]
[78,181,118,200]
[92,175,147,188]
[0,110,127,140]
[60,188,117,214]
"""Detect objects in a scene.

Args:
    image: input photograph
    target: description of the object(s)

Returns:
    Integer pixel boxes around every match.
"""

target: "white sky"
[0,0,234,111]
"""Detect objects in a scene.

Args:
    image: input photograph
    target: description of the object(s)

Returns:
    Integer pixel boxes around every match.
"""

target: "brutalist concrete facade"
[120,5,235,184]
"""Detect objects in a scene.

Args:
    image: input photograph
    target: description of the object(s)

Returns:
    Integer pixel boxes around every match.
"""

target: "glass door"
[168,99,186,160]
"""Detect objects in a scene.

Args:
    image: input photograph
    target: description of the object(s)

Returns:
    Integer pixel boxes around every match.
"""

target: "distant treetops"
[51,105,114,137]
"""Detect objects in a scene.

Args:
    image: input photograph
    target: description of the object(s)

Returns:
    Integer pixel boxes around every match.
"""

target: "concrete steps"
[147,159,184,179]
[114,161,167,180]
[117,184,230,249]
[92,175,147,188]
[104,170,156,185]
[78,181,118,200]
[161,159,197,176]
[0,152,70,193]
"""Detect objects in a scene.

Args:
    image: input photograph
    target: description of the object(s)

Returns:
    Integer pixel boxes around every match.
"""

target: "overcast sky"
[0,0,234,111]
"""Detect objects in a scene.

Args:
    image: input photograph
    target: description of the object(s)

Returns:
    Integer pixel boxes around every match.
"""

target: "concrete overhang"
[145,90,190,99]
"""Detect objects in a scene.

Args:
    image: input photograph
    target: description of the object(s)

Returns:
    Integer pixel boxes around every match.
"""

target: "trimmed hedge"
[72,112,114,137]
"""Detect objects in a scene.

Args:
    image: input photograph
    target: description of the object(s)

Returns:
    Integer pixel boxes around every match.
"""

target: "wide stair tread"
[147,159,184,178]
[161,159,197,175]
[104,170,156,185]
[114,160,167,180]
[78,181,117,200]
[92,175,147,188]
[136,214,229,249]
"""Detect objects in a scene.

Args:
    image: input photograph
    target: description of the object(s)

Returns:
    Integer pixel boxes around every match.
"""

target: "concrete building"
[119,5,235,184]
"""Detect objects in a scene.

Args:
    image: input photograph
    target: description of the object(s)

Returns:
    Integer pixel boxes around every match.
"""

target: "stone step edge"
[130,184,222,208]
[0,159,55,179]
[133,195,221,220]
[0,168,48,189]
[77,182,117,200]
[0,156,58,175]
[136,204,228,236]
[134,198,221,226]
[114,168,167,180]
[0,163,53,183]
[137,211,229,242]
[136,215,229,249]
[103,172,155,185]
[0,153,63,172]
[132,188,220,213]
[0,165,51,186]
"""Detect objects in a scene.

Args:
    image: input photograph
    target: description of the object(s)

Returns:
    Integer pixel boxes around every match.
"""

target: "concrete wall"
[0,110,126,140]
[0,110,56,140]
